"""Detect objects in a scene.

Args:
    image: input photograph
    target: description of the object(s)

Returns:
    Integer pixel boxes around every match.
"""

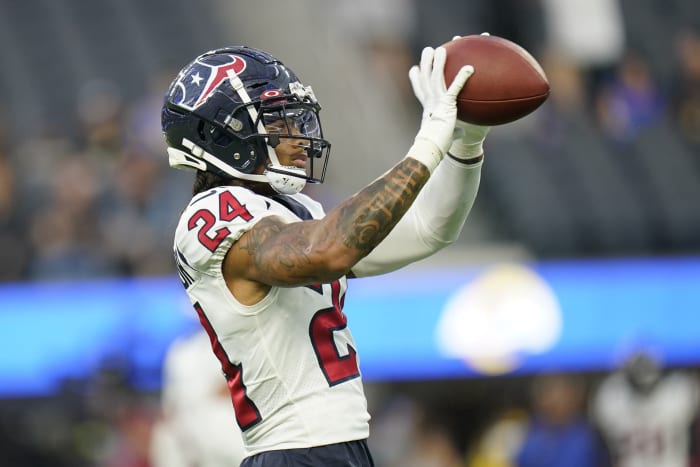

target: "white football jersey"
[592,371,699,467]
[173,186,370,456]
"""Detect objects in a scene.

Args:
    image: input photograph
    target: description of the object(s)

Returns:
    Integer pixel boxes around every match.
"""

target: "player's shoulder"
[174,186,277,276]
[178,185,273,223]
[592,373,627,405]
[661,371,700,399]
[175,185,271,256]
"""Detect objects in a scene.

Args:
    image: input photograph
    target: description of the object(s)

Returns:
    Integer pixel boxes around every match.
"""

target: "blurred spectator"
[483,50,654,256]
[28,155,117,280]
[408,0,544,58]
[595,51,666,145]
[515,373,610,467]
[408,425,465,467]
[592,352,700,467]
[76,79,125,155]
[99,404,156,467]
[13,69,188,281]
[671,29,700,148]
[0,153,31,280]
[368,395,466,467]
[123,71,174,157]
[83,364,158,467]
[368,395,419,466]
[467,409,527,467]
[99,147,177,276]
[150,329,246,467]
[329,0,415,97]
[539,0,626,97]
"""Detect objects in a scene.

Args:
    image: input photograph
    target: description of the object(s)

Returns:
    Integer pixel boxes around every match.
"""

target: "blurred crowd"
[1,0,700,466]
[368,353,700,467]
[0,0,699,282]
[0,73,191,282]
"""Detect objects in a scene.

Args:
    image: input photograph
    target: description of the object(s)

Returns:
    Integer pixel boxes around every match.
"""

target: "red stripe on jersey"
[194,302,262,430]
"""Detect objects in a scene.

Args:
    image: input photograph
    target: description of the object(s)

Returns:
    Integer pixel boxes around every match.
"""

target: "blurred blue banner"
[1,257,699,397]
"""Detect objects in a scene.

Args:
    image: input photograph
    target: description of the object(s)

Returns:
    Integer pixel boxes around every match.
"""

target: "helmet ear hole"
[197,120,207,140]
[211,128,233,147]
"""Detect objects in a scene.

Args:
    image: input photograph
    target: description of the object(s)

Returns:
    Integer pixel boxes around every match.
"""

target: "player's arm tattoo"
[336,157,428,254]
[237,158,430,284]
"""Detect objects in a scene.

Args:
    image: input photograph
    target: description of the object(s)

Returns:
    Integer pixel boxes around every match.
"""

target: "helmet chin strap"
[265,168,307,195]
[179,136,307,195]
[264,143,307,195]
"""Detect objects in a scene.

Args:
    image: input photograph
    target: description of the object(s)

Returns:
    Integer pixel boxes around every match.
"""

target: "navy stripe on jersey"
[271,194,314,220]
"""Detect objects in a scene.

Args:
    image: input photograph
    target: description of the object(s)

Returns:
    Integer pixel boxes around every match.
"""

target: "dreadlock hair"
[192,171,233,195]
[192,171,270,197]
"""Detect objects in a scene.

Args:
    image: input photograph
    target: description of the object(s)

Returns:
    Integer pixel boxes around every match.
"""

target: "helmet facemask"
[239,83,331,194]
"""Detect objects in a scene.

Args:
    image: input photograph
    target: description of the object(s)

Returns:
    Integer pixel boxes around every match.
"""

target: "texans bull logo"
[169,55,247,111]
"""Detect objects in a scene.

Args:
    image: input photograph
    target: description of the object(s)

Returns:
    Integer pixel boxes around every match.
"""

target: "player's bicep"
[225,215,351,287]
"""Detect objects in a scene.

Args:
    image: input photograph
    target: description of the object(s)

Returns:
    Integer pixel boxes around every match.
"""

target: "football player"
[161,44,489,466]
[592,352,699,467]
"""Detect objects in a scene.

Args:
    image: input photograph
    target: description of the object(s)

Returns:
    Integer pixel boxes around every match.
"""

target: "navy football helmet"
[162,46,331,194]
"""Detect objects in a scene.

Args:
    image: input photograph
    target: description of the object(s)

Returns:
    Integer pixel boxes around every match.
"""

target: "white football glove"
[449,119,490,161]
[407,46,474,172]
[447,33,491,161]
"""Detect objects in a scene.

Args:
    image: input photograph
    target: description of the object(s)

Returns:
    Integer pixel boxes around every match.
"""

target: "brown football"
[442,35,550,125]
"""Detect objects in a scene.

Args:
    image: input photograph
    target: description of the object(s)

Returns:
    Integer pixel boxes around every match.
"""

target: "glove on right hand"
[407,46,474,171]
[446,33,491,161]
[449,120,490,161]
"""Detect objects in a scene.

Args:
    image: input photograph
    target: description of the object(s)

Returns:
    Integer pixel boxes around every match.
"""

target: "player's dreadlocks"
[192,170,231,195]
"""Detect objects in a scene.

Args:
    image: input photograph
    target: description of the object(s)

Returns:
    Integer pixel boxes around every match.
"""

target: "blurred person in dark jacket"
[516,373,610,467]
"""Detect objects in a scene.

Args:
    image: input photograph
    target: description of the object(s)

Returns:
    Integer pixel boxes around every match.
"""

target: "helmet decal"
[169,55,248,111]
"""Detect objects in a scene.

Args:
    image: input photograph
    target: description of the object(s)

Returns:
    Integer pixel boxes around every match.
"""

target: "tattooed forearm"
[336,157,429,254]
[232,157,430,286]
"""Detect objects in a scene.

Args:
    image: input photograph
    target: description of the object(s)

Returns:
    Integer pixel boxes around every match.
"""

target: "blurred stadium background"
[0,0,699,465]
